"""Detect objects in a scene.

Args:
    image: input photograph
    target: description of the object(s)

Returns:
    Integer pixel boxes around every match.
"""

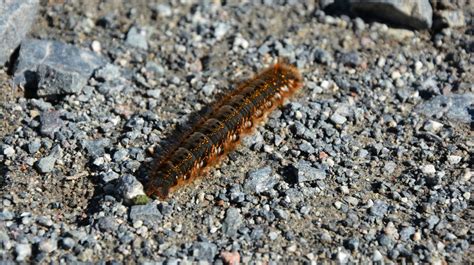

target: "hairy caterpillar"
[145,62,303,199]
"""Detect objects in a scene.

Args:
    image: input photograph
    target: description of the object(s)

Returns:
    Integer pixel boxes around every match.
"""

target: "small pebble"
[421,164,436,174]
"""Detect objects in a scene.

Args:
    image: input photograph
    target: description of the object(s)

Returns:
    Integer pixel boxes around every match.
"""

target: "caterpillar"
[145,61,303,199]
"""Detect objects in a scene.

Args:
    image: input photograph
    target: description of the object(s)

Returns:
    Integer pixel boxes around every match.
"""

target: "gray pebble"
[38,238,57,253]
[36,216,53,227]
[146,89,161,99]
[357,149,369,158]
[377,234,394,248]
[112,148,128,162]
[370,200,389,218]
[269,231,279,240]
[152,4,172,17]
[426,215,440,229]
[81,138,110,158]
[117,174,145,201]
[15,243,32,261]
[338,52,361,67]
[126,26,148,50]
[192,242,217,261]
[28,139,41,154]
[372,250,383,261]
[214,23,229,40]
[35,156,56,173]
[0,210,14,221]
[312,48,332,64]
[129,202,162,223]
[244,166,278,194]
[344,237,359,251]
[330,113,347,125]
[289,160,326,183]
[222,208,243,237]
[383,161,397,174]
[400,226,415,241]
[2,145,15,157]
[95,64,121,81]
[60,237,75,250]
[274,208,289,220]
[201,83,215,96]
[299,140,315,154]
[40,111,63,138]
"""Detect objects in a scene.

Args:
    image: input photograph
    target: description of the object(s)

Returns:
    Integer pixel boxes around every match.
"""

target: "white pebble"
[2,146,15,157]
[91,40,101,53]
[295,111,303,120]
[377,57,386,68]
[340,185,350,194]
[15,244,31,261]
[320,80,330,90]
[421,164,436,174]
[391,70,401,79]
[463,192,470,200]
[414,61,423,72]
[424,120,443,133]
[447,155,462,164]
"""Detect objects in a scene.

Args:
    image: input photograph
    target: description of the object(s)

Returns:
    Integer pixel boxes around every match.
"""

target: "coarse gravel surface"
[0,1,472,264]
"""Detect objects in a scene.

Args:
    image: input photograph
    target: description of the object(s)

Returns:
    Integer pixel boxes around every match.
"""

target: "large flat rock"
[350,0,433,29]
[13,39,106,97]
[0,0,39,65]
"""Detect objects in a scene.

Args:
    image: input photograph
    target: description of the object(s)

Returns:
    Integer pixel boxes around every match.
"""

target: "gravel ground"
[0,0,472,264]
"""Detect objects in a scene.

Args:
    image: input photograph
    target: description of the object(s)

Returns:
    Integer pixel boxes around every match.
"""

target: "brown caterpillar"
[145,62,303,199]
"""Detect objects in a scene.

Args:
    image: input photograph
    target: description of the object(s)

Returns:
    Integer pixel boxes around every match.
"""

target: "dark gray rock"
[415,93,474,124]
[0,0,39,64]
[338,52,362,67]
[344,237,360,251]
[244,166,278,194]
[312,48,333,65]
[192,242,217,261]
[222,208,243,237]
[81,138,110,158]
[350,0,433,29]
[40,111,63,138]
[129,202,162,223]
[288,160,326,183]
[13,39,106,96]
